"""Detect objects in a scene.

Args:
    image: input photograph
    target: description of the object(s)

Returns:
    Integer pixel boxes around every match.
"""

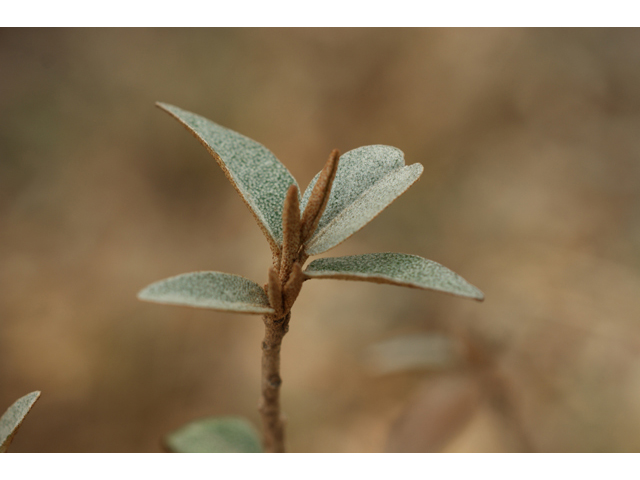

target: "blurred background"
[2,28,640,452]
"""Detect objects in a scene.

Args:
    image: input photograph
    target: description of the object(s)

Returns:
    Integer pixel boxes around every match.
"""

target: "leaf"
[386,375,482,452]
[300,149,340,244]
[157,103,298,253]
[304,253,484,300]
[301,145,404,220]
[267,266,283,316]
[165,416,263,453]
[366,334,459,376]
[138,272,274,314]
[283,262,304,312]
[301,145,423,255]
[279,184,301,282]
[0,391,41,453]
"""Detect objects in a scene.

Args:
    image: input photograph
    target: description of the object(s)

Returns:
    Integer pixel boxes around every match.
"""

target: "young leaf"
[301,145,404,218]
[0,391,41,453]
[138,272,275,314]
[267,266,283,315]
[157,103,298,253]
[304,253,484,300]
[279,184,302,283]
[283,262,304,313]
[300,149,340,245]
[165,416,263,453]
[301,146,419,254]
[304,163,423,255]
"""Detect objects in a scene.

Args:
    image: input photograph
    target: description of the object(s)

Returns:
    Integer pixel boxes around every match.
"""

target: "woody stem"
[258,149,337,452]
[259,311,290,453]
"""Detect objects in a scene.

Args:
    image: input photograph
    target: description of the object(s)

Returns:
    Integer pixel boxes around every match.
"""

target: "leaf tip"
[0,390,42,453]
[472,289,485,302]
[155,101,172,113]
[136,285,152,302]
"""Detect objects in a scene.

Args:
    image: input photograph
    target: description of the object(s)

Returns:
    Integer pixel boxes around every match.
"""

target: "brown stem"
[258,149,339,453]
[259,312,290,453]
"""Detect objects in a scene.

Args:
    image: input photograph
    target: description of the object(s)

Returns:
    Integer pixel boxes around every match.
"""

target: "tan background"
[2,28,640,452]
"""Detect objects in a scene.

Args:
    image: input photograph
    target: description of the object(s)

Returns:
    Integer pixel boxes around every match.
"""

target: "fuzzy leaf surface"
[165,416,262,453]
[157,103,297,250]
[304,163,423,255]
[302,145,404,223]
[138,272,274,314]
[304,253,484,300]
[0,391,41,453]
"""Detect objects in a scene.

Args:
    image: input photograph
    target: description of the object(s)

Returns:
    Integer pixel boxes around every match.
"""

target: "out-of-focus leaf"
[157,103,298,252]
[366,334,459,376]
[138,272,274,314]
[0,391,41,453]
[303,158,423,255]
[304,253,484,300]
[165,416,263,453]
[386,375,482,452]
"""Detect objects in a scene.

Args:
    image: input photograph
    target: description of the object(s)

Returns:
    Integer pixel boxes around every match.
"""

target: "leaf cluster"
[138,103,484,452]
[139,103,483,316]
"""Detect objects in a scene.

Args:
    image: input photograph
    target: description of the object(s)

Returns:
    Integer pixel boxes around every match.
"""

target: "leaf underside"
[138,272,274,314]
[157,103,297,251]
[301,146,423,255]
[165,416,263,453]
[304,253,484,301]
[0,391,41,453]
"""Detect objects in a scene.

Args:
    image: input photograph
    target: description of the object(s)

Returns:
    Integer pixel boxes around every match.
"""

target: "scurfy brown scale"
[283,263,304,313]
[266,266,283,316]
[279,185,302,285]
[300,149,340,245]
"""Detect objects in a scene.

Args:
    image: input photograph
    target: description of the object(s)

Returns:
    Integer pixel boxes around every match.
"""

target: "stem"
[259,312,290,453]
[258,150,338,452]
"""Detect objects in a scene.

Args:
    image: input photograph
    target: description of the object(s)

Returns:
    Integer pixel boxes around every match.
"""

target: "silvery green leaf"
[165,416,262,453]
[138,272,274,314]
[0,391,41,453]
[301,145,405,219]
[301,145,423,254]
[157,103,298,252]
[304,253,484,300]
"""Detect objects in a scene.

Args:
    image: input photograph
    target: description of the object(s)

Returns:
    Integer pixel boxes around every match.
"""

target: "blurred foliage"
[164,416,262,453]
[2,28,640,452]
